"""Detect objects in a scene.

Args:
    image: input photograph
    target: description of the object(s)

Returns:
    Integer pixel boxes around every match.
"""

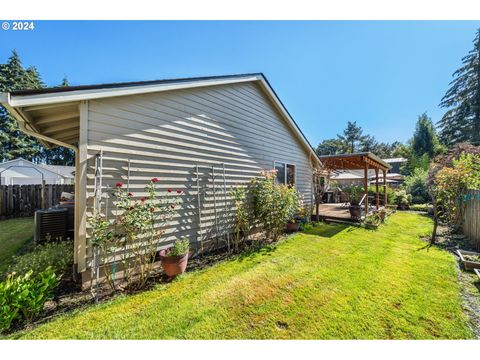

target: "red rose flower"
[116,182,123,188]
[167,188,172,193]
[149,207,155,212]
[128,192,133,197]
[140,197,146,202]
[151,177,159,183]
[176,189,182,194]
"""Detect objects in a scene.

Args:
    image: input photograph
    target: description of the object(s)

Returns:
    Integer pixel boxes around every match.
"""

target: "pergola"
[317,152,391,212]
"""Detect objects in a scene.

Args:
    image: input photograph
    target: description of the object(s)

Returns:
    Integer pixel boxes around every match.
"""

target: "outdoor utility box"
[56,202,75,239]
[34,208,68,243]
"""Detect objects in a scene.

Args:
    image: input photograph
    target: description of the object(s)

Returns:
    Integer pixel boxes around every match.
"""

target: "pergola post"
[375,168,379,209]
[364,162,369,216]
[383,169,387,207]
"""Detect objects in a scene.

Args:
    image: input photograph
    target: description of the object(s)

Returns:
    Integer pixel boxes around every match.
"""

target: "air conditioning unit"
[34,208,68,243]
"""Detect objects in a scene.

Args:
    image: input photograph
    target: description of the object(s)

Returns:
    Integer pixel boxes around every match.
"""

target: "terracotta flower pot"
[286,222,300,232]
[159,250,189,278]
[349,205,361,220]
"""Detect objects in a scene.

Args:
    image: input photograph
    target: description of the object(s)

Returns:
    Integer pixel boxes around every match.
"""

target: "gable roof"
[0,73,321,166]
[0,158,73,179]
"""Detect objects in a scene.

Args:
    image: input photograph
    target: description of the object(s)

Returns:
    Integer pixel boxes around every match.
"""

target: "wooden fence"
[463,190,480,249]
[0,184,74,219]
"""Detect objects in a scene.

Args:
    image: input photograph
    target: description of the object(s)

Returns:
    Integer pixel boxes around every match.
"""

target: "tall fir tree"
[337,121,364,153]
[411,113,439,158]
[316,138,348,155]
[439,28,480,146]
[0,50,45,163]
[0,51,74,165]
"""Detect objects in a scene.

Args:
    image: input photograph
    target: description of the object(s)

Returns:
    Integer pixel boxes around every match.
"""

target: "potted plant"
[286,217,301,232]
[286,195,303,232]
[159,237,190,278]
[346,186,361,220]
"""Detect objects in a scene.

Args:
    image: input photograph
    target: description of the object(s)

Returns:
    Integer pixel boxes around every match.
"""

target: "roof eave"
[3,73,322,167]
[7,75,264,108]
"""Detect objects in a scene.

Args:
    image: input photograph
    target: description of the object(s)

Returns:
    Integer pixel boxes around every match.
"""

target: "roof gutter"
[0,92,79,154]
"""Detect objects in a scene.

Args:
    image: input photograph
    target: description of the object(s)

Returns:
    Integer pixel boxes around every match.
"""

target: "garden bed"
[456,249,480,271]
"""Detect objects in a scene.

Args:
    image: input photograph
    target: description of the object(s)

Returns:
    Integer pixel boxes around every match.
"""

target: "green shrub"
[251,170,301,240]
[409,203,433,212]
[0,268,60,332]
[394,189,412,209]
[343,185,363,205]
[299,222,314,232]
[367,185,395,205]
[405,168,430,204]
[230,185,250,252]
[8,241,73,277]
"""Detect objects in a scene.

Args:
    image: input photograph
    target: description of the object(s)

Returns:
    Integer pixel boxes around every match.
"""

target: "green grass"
[0,217,34,274]
[11,212,474,339]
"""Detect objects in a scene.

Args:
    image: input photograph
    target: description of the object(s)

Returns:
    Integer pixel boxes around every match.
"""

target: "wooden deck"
[317,203,360,223]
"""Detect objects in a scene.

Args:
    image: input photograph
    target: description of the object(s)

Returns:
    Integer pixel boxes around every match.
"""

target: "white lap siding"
[83,81,315,270]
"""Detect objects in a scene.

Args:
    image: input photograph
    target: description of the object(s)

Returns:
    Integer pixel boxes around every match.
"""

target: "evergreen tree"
[438,28,480,146]
[359,134,377,152]
[316,138,348,155]
[317,121,400,157]
[411,113,439,158]
[373,142,396,158]
[0,50,45,163]
[337,121,364,153]
[58,76,70,87]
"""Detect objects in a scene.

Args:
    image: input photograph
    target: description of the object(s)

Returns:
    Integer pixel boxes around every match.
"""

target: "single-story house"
[0,73,322,285]
[383,157,407,174]
[0,158,74,185]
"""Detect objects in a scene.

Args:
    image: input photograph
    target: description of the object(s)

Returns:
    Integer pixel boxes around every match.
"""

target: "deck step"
[317,216,361,226]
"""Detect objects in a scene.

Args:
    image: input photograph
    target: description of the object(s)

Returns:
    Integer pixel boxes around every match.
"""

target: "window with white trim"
[274,162,296,186]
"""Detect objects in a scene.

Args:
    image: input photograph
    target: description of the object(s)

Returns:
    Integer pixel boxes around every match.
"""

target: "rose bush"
[89,178,182,290]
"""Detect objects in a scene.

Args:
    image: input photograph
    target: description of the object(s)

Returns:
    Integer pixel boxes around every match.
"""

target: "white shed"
[0,158,74,185]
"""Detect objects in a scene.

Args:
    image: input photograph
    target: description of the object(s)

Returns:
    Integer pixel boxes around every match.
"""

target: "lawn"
[0,217,34,274]
[12,212,474,339]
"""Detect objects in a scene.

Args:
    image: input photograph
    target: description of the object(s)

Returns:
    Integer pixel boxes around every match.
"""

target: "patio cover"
[317,152,391,211]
